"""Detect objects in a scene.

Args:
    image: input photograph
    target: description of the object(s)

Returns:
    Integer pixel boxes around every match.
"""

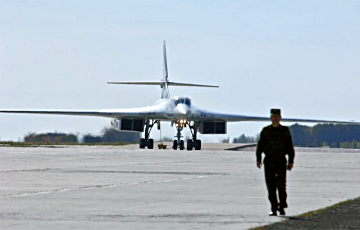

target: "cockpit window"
[174,97,191,107]
[175,99,180,106]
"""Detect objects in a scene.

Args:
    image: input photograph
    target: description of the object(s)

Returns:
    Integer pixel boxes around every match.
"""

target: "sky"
[0,0,360,142]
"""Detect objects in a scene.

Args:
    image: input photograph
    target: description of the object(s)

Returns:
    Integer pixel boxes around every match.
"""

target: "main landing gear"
[139,119,201,151]
[139,119,159,149]
[172,120,201,151]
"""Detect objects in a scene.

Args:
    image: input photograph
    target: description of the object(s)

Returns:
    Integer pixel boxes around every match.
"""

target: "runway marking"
[0,170,261,198]
[1,175,214,198]
[0,211,263,225]
[2,168,227,176]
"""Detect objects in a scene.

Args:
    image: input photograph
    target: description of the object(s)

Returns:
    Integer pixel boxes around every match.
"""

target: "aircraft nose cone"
[175,104,191,119]
[178,108,188,115]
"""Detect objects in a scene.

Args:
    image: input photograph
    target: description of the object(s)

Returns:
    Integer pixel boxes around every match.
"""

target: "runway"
[1,144,359,229]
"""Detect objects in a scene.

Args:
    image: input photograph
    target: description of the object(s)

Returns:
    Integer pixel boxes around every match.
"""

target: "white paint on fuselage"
[150,97,192,121]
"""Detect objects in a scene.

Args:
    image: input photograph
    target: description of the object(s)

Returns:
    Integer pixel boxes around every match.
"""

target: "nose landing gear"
[172,120,201,151]
[172,120,185,150]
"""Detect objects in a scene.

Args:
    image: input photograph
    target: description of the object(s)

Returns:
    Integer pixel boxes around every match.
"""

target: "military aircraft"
[1,41,359,150]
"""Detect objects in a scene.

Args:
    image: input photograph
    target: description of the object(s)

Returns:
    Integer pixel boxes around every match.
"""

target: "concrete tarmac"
[0,144,359,229]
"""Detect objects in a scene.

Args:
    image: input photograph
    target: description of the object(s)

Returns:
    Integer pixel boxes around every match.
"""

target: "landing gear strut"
[172,120,185,150]
[186,121,201,151]
[172,120,201,151]
[139,119,158,149]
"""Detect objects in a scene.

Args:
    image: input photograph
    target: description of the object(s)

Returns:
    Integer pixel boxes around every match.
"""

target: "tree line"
[289,123,360,148]
[82,127,140,143]
[233,134,258,144]
[24,127,140,144]
[23,124,360,148]
[233,124,360,149]
[25,133,78,143]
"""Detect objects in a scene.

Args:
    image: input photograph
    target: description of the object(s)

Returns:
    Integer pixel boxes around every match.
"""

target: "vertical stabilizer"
[161,41,170,99]
[107,41,219,97]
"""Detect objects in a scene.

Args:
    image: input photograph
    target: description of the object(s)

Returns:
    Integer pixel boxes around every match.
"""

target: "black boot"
[278,207,286,216]
[269,207,277,216]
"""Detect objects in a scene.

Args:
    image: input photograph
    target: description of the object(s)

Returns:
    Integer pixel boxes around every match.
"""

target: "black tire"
[179,140,185,150]
[194,140,201,150]
[187,139,193,151]
[139,138,146,149]
[147,139,154,149]
[172,140,178,150]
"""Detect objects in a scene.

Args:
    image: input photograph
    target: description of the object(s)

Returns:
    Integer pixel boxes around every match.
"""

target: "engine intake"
[199,121,226,134]
[111,118,145,132]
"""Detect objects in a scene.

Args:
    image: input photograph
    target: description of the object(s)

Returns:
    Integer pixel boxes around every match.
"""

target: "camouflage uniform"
[256,124,295,212]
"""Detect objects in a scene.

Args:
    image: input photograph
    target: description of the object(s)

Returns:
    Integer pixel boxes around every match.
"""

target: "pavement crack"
[2,168,228,176]
[0,174,217,198]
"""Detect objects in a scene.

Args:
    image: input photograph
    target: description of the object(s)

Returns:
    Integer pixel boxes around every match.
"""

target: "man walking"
[256,109,295,216]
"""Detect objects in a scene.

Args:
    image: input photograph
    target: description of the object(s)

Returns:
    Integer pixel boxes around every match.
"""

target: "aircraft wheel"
[187,139,193,151]
[194,140,201,150]
[147,139,154,149]
[139,138,146,149]
[172,140,178,150]
[179,140,185,150]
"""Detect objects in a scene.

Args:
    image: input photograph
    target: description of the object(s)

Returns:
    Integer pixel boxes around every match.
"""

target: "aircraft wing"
[1,107,359,125]
[0,106,160,119]
[192,108,360,125]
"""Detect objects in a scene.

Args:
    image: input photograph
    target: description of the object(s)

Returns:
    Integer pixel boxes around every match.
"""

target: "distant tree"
[233,134,256,143]
[288,124,360,148]
[23,128,143,144]
[221,137,229,143]
[82,134,103,143]
[254,133,260,142]
[289,123,314,147]
[356,142,360,149]
[330,142,338,148]
[161,136,173,142]
[24,132,78,143]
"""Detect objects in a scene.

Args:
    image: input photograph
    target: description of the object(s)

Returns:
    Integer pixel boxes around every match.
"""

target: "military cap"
[270,108,281,115]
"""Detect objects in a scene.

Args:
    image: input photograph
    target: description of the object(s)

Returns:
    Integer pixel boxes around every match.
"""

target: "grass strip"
[250,197,360,230]
[0,141,131,148]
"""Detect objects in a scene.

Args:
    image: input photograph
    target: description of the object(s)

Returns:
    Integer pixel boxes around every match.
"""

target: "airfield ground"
[0,144,359,229]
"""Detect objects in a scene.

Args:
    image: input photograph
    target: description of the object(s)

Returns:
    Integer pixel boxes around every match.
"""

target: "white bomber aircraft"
[1,41,360,150]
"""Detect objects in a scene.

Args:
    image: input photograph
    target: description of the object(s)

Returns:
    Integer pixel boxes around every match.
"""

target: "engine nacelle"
[198,121,227,134]
[111,118,145,132]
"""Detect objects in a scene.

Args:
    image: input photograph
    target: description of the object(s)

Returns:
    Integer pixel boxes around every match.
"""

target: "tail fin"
[107,41,219,99]
[162,41,170,99]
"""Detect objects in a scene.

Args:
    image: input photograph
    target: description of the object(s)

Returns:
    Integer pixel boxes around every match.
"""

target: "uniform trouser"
[264,158,287,211]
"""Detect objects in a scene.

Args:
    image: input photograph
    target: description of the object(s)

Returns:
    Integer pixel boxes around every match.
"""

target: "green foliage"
[330,142,338,148]
[23,127,141,145]
[289,124,314,146]
[82,127,140,143]
[321,141,329,147]
[161,137,173,142]
[0,141,128,147]
[82,134,103,143]
[221,137,229,143]
[24,132,78,143]
[233,134,256,143]
[339,140,360,149]
[290,123,360,149]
